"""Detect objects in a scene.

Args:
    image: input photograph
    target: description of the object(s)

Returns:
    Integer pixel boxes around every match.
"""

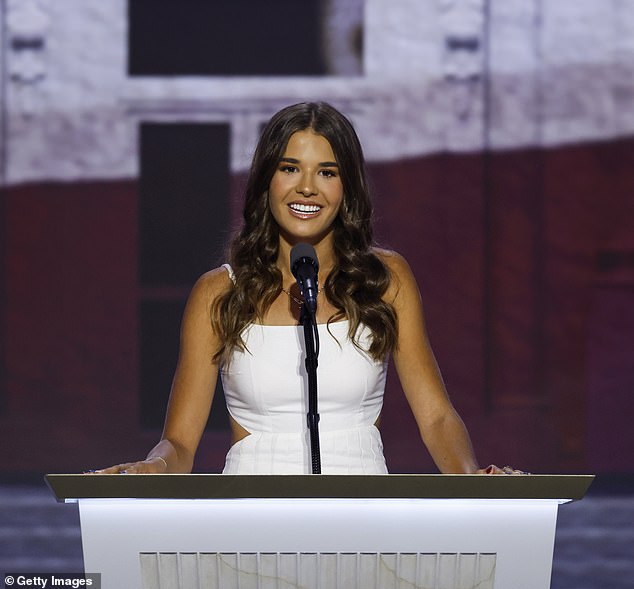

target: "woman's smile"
[287,201,323,218]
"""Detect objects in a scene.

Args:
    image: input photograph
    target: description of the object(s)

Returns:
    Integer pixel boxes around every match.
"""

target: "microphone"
[290,243,320,315]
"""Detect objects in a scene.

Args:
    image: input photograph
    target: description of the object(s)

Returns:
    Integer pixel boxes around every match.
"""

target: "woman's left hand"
[478,464,530,475]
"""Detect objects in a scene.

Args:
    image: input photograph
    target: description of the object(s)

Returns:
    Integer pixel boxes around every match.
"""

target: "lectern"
[46,474,593,589]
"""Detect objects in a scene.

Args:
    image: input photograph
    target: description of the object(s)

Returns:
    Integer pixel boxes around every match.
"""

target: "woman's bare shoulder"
[189,266,234,306]
[372,247,412,277]
[372,247,417,302]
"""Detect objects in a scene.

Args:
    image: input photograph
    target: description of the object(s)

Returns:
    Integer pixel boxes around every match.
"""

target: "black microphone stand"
[300,303,321,474]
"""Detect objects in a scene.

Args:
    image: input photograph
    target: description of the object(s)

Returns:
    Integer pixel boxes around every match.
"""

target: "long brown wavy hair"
[211,102,397,363]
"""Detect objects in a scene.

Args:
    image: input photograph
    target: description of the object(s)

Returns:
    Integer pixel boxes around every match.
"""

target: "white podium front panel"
[78,497,560,589]
[138,551,498,589]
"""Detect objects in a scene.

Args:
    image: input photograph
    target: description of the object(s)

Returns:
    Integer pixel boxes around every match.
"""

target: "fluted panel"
[139,551,496,589]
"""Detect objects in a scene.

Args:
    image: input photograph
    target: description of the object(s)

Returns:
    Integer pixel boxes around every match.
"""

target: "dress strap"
[222,263,236,284]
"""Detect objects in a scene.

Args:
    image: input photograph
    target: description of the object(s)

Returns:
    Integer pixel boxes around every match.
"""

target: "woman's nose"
[297,174,317,196]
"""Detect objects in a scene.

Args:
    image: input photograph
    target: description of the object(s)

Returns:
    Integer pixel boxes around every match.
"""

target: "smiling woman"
[93,102,518,477]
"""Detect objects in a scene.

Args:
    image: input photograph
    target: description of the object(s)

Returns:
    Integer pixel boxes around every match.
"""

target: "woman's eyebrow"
[280,157,338,167]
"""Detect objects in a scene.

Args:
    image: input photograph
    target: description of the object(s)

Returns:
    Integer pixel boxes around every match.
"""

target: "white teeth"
[289,203,321,213]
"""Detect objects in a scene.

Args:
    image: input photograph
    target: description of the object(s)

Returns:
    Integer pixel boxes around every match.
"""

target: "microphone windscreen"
[290,243,319,275]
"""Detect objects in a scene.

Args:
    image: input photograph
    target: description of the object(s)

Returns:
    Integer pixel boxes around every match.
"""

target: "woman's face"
[268,129,344,247]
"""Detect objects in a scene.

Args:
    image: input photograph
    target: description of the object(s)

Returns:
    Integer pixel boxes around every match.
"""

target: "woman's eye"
[280,165,298,174]
[320,169,337,178]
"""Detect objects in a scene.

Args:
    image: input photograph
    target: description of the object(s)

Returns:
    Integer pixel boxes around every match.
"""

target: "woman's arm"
[94,267,230,474]
[380,250,482,474]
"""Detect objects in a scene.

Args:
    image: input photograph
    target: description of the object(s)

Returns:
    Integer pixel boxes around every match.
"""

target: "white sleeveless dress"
[220,264,389,474]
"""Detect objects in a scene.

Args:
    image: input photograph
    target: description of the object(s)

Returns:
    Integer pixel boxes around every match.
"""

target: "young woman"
[96,102,514,475]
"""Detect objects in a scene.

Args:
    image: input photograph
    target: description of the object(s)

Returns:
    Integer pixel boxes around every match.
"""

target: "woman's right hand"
[86,456,168,474]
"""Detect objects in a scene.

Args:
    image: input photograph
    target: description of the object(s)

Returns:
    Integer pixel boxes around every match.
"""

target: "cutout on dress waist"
[229,414,252,446]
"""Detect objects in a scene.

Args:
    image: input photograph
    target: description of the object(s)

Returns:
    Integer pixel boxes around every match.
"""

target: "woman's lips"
[288,202,322,219]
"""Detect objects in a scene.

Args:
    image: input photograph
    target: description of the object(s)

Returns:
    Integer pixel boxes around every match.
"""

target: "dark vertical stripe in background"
[139,123,230,429]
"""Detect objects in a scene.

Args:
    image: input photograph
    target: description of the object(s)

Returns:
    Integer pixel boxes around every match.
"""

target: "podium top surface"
[45,473,594,502]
